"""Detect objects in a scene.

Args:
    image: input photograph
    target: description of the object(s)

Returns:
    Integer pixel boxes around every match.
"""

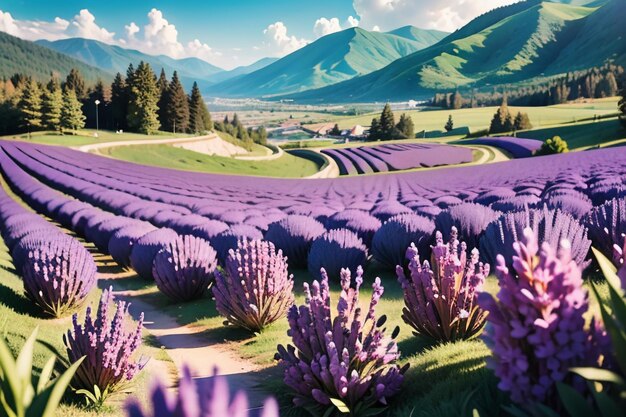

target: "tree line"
[488,97,533,134]
[368,104,415,140]
[213,113,268,150]
[0,62,213,136]
[432,64,624,109]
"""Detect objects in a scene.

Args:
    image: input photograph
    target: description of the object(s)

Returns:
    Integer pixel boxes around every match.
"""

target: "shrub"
[480,206,591,269]
[213,240,294,332]
[585,197,626,265]
[125,365,279,417]
[264,215,326,267]
[372,213,435,269]
[276,267,406,416]
[210,224,264,264]
[478,229,608,408]
[152,235,217,302]
[434,203,501,250]
[64,287,146,406]
[21,238,97,318]
[129,228,179,279]
[307,228,368,281]
[535,135,569,156]
[396,227,489,342]
[0,328,84,417]
[108,224,156,268]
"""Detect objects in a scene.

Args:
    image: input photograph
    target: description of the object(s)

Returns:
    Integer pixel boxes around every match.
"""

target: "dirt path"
[76,134,218,153]
[305,149,340,179]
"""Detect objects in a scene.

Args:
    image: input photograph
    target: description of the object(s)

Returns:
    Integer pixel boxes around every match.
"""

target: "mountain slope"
[205,27,444,98]
[386,26,449,49]
[0,31,110,83]
[36,38,223,90]
[206,57,279,84]
[286,0,622,103]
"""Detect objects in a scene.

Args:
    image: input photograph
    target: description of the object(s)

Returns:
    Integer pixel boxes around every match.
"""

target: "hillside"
[386,26,449,49]
[285,0,623,103]
[36,38,223,90]
[205,27,445,98]
[0,31,110,83]
[206,57,279,84]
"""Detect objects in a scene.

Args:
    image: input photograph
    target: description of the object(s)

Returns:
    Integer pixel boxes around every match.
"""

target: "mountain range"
[204,26,448,98]
[282,0,625,102]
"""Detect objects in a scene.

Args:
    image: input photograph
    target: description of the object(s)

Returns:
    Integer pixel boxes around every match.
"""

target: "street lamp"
[95,99,101,135]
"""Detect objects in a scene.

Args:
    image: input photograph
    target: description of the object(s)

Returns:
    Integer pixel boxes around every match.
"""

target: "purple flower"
[276,267,406,415]
[264,215,326,267]
[478,228,608,407]
[372,213,435,269]
[213,239,294,332]
[396,227,490,342]
[64,286,146,399]
[307,228,368,281]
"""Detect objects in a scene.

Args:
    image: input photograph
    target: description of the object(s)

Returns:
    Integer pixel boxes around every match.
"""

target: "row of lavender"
[463,136,544,158]
[1,141,625,280]
[321,142,474,175]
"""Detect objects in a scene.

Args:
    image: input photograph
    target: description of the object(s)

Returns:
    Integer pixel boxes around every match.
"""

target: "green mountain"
[386,26,449,49]
[207,57,280,84]
[205,26,447,98]
[286,0,624,102]
[0,31,110,83]
[36,38,223,90]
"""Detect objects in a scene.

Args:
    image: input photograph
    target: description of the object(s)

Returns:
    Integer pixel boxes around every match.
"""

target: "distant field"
[101,144,322,177]
[520,118,626,150]
[333,98,621,133]
[1,129,192,147]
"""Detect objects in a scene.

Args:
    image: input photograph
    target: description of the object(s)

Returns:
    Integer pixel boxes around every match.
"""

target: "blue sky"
[0,0,517,69]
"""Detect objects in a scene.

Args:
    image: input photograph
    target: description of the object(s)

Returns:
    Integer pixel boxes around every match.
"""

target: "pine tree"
[156,68,169,129]
[163,71,189,133]
[330,124,341,136]
[513,112,533,131]
[188,82,211,134]
[368,118,380,140]
[85,80,109,130]
[19,78,43,135]
[42,77,63,132]
[61,88,85,134]
[451,91,463,109]
[110,73,128,131]
[379,103,395,140]
[126,61,160,134]
[489,97,512,134]
[445,115,454,132]
[64,68,86,100]
[396,114,414,138]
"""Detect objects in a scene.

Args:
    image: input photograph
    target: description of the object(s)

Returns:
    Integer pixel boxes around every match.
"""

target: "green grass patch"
[101,144,322,177]
[1,129,192,147]
[520,118,626,150]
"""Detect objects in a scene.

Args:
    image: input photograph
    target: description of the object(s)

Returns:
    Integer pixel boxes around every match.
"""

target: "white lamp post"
[95,99,101,134]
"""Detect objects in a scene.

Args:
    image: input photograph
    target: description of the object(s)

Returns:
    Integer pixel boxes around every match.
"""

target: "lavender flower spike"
[478,228,608,408]
[396,227,490,342]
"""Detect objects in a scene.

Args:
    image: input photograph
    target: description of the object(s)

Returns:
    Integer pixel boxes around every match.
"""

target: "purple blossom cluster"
[213,239,294,332]
[372,213,435,269]
[125,365,279,417]
[276,267,406,415]
[478,229,608,406]
[397,227,489,342]
[153,235,218,302]
[64,287,146,397]
[265,215,326,267]
[322,143,473,175]
[307,228,368,281]
[585,197,626,265]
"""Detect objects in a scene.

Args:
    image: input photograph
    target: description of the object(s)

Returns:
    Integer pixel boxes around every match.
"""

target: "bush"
[108,224,156,268]
[152,235,217,302]
[535,136,569,156]
[276,267,406,416]
[264,215,326,267]
[213,240,294,332]
[372,213,435,269]
[129,228,179,279]
[307,228,368,281]
[434,203,501,250]
[478,229,609,408]
[125,365,279,417]
[397,227,489,342]
[0,328,84,417]
[21,238,97,317]
[585,197,626,266]
[64,287,146,406]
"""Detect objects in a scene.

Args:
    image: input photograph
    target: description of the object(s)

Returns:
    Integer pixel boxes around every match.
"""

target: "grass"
[519,118,626,150]
[1,129,192,147]
[332,98,621,133]
[100,144,322,178]
[214,130,270,156]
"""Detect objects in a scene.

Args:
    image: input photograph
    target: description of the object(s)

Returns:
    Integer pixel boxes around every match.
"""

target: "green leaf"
[593,390,623,417]
[592,248,622,292]
[28,357,84,417]
[556,382,596,417]
[570,367,625,386]
[0,331,22,417]
[590,283,626,373]
[36,356,56,394]
[330,397,350,414]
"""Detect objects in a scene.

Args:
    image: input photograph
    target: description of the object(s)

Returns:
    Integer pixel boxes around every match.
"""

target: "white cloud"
[67,9,115,43]
[313,17,342,39]
[262,21,308,56]
[372,25,380,32]
[0,9,69,41]
[346,16,360,28]
[353,0,520,32]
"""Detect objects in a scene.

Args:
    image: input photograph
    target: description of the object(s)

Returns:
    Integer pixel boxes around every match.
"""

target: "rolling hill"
[0,31,110,83]
[205,26,448,98]
[36,38,223,91]
[205,57,279,84]
[285,0,624,103]
[386,26,450,49]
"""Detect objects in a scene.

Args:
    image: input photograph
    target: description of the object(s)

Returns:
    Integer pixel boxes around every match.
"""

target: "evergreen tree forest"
[368,104,416,140]
[0,62,215,137]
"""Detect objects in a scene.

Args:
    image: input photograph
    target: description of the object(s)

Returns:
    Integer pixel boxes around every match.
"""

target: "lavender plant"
[152,235,217,302]
[21,239,97,318]
[585,197,626,265]
[478,228,608,408]
[213,239,294,332]
[396,227,490,342]
[64,287,146,405]
[307,228,368,281]
[125,365,279,417]
[276,267,406,416]
[372,213,435,269]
